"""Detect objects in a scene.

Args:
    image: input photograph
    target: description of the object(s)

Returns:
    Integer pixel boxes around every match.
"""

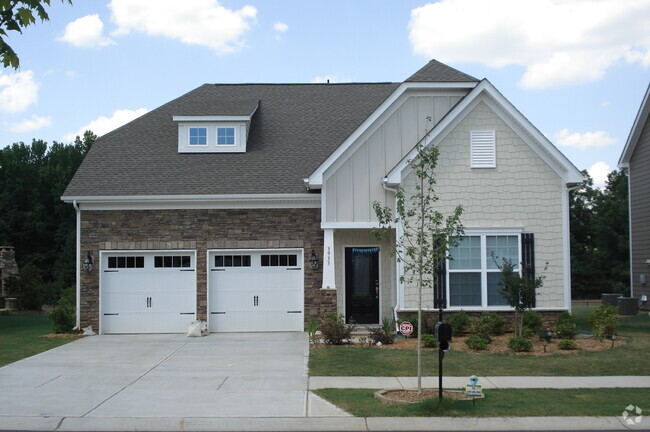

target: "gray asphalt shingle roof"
[63,60,477,198]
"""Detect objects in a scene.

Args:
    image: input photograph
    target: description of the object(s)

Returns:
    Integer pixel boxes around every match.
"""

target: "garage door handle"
[211,269,225,272]
[179,312,194,315]
[104,270,118,273]
[180,269,194,272]
[211,312,226,314]
[287,268,301,271]
[104,313,119,316]
[287,311,302,314]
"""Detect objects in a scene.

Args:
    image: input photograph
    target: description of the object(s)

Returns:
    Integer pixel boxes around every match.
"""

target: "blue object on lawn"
[575,330,594,338]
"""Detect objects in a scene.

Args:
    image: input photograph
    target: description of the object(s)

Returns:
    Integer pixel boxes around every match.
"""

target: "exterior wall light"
[309,250,319,270]
[83,253,93,273]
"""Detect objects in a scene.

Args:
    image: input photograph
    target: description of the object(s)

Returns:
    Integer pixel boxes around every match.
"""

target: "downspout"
[72,200,81,330]
[382,178,401,332]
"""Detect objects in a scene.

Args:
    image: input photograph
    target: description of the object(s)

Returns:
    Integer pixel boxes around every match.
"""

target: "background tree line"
[570,169,629,299]
[0,132,94,307]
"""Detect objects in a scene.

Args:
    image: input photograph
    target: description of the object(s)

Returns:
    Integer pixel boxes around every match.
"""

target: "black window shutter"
[521,233,535,281]
[434,252,447,309]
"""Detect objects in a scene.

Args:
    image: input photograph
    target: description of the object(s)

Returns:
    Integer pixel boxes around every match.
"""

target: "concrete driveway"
[0,332,347,430]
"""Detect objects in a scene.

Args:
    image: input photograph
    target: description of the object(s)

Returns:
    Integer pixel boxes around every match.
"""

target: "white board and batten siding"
[208,249,304,332]
[100,251,197,334]
[324,92,466,224]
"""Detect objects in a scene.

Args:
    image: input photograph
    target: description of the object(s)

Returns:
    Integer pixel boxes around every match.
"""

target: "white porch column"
[322,228,336,290]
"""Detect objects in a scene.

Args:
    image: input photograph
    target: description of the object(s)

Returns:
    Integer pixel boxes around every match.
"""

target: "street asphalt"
[0,333,648,431]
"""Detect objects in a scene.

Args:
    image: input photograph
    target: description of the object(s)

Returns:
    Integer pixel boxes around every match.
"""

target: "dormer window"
[173,100,259,154]
[217,127,235,146]
[189,127,207,146]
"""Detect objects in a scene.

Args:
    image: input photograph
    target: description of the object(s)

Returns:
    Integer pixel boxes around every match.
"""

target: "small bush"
[449,310,471,336]
[306,318,319,344]
[557,339,578,350]
[320,310,355,345]
[522,327,536,339]
[475,312,505,336]
[421,333,437,348]
[50,299,75,334]
[522,310,542,334]
[465,334,489,350]
[507,336,533,352]
[588,305,618,340]
[368,327,394,345]
[382,317,395,335]
[554,311,577,339]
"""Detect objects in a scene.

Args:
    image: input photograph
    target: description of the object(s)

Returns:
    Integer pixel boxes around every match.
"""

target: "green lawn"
[315,388,650,417]
[309,308,650,376]
[0,313,76,367]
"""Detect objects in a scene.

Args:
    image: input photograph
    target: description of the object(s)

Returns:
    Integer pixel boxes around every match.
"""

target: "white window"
[217,127,235,146]
[470,130,496,168]
[189,127,207,146]
[448,233,520,307]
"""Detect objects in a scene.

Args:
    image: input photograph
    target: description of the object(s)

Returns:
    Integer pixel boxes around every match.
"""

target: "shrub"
[557,339,578,350]
[588,305,618,340]
[306,318,319,344]
[465,334,489,350]
[477,312,505,336]
[449,310,471,336]
[522,310,542,334]
[421,333,437,348]
[320,310,355,345]
[4,265,45,310]
[50,299,75,334]
[554,311,577,339]
[507,336,533,352]
[522,327,536,339]
[382,317,396,335]
[368,327,394,345]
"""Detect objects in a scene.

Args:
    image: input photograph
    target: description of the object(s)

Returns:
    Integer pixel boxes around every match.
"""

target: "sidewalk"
[309,375,650,390]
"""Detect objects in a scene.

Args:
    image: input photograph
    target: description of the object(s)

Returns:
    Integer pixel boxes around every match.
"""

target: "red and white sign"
[400,321,413,337]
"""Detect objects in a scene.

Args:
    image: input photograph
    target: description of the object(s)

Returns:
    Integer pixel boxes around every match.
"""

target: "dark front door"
[345,247,379,324]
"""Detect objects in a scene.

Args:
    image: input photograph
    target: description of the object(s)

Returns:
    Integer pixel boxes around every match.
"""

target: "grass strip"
[0,313,76,367]
[315,388,650,417]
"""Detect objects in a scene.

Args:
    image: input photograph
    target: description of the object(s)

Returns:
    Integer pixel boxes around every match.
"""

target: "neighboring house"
[62,60,584,334]
[618,83,650,307]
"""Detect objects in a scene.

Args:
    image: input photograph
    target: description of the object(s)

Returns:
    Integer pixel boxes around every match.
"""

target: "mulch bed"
[314,334,625,355]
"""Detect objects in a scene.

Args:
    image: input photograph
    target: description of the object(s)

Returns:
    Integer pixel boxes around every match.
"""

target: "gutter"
[72,200,81,330]
[382,178,401,332]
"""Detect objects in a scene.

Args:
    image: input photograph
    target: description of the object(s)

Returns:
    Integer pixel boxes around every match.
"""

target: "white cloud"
[59,14,115,48]
[65,108,148,141]
[588,161,611,189]
[554,129,618,150]
[273,21,288,33]
[0,70,39,113]
[409,0,650,89]
[599,101,610,108]
[10,116,52,133]
[310,74,352,83]
[108,0,257,55]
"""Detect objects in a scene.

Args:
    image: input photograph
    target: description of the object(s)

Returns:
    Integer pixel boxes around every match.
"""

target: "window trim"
[446,230,522,309]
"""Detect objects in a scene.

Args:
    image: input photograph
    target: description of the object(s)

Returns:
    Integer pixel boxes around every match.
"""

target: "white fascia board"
[618,83,650,167]
[61,193,321,210]
[385,80,585,186]
[173,115,252,122]
[306,81,478,188]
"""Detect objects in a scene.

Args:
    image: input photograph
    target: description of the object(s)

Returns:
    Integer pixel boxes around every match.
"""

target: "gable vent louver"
[470,130,496,168]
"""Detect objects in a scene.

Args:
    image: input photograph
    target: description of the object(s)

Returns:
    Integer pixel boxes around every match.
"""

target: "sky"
[1,0,649,188]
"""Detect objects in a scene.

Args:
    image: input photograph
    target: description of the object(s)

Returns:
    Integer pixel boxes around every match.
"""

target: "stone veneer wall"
[0,246,18,299]
[79,208,334,331]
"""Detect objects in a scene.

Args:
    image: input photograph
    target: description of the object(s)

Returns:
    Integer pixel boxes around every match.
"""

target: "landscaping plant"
[448,310,470,336]
[507,336,533,352]
[557,339,578,350]
[496,257,545,337]
[320,309,355,345]
[554,311,577,339]
[588,305,618,340]
[464,333,490,350]
[421,333,437,348]
[368,327,394,345]
[373,118,464,392]
[49,298,76,334]
[306,318,319,344]
[522,310,542,334]
[477,312,505,336]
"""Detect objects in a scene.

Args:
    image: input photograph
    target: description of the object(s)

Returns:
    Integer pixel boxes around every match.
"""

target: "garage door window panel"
[154,255,192,268]
[108,256,145,269]
[214,255,251,267]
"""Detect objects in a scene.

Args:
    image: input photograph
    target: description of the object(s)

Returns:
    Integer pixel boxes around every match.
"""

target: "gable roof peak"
[406,59,479,83]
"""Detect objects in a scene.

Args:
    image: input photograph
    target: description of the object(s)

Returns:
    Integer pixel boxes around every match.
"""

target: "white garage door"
[101,251,196,334]
[208,249,304,332]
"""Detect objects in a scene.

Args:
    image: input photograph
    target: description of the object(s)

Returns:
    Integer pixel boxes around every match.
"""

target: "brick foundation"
[400,310,565,333]
[80,208,335,331]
